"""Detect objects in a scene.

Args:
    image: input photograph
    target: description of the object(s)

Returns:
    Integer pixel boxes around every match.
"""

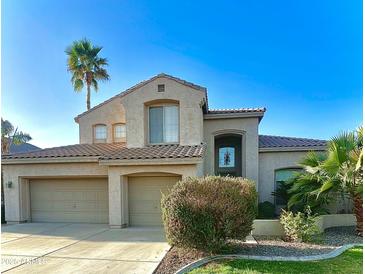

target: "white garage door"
[128,176,180,226]
[30,178,108,223]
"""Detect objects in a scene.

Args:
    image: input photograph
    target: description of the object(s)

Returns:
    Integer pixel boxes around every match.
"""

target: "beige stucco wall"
[122,77,206,147]
[258,151,307,202]
[315,214,356,232]
[78,97,126,144]
[2,162,108,223]
[77,77,206,147]
[105,164,198,227]
[3,161,199,227]
[203,118,259,186]
[252,214,356,236]
[252,219,284,236]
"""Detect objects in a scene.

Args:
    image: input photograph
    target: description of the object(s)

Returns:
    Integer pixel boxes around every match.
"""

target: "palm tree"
[1,119,32,154]
[65,39,110,110]
[286,152,333,214]
[1,119,32,223]
[288,128,363,235]
[318,127,363,235]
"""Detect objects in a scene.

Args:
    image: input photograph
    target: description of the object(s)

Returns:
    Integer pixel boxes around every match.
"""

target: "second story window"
[113,124,126,142]
[94,124,107,142]
[149,105,178,144]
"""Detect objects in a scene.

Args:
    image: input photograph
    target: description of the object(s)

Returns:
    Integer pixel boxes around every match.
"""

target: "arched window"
[274,168,302,206]
[113,123,126,142]
[94,124,107,143]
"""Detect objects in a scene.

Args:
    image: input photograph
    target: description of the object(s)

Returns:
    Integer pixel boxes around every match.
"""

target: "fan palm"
[1,118,32,154]
[318,127,363,235]
[66,39,110,110]
[1,119,32,223]
[288,127,363,235]
[287,152,333,214]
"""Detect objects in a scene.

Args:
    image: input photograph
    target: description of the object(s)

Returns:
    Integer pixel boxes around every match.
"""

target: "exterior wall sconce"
[6,181,12,188]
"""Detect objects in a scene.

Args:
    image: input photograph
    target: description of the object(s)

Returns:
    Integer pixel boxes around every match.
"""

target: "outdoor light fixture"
[6,181,12,188]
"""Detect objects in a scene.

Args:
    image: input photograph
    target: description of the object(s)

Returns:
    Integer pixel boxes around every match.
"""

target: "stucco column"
[245,129,259,189]
[108,168,127,228]
[3,171,22,223]
[204,135,215,175]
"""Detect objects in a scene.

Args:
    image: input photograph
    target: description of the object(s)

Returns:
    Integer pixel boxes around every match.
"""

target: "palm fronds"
[1,119,32,154]
[65,38,110,110]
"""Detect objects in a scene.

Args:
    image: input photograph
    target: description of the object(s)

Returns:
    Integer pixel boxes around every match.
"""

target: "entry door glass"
[215,135,242,177]
[218,147,235,168]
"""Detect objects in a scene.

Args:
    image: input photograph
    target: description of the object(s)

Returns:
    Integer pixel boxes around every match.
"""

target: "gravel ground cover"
[323,226,362,246]
[153,226,362,274]
[231,239,335,257]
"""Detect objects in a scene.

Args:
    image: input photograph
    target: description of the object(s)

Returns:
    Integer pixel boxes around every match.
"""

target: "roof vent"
[157,84,165,92]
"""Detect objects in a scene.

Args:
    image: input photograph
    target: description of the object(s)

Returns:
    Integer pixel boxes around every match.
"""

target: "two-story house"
[2,73,327,227]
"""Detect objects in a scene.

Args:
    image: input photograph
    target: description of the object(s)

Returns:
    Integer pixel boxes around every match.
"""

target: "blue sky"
[2,0,362,148]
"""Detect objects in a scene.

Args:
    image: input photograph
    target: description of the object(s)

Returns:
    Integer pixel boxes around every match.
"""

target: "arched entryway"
[214,134,242,177]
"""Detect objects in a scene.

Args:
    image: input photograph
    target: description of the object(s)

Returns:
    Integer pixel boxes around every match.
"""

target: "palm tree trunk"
[1,170,5,223]
[353,194,363,236]
[1,146,9,223]
[86,85,91,110]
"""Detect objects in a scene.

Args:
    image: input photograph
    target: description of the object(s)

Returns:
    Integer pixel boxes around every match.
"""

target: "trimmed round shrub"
[161,176,257,252]
[257,201,276,219]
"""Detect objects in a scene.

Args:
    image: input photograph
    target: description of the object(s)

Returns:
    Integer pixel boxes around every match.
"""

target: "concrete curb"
[175,243,363,274]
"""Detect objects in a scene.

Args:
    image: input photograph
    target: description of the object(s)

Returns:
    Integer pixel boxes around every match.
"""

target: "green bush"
[161,176,257,252]
[257,201,275,219]
[280,206,320,242]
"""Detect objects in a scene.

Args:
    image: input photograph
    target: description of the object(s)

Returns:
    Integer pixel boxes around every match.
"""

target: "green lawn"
[189,246,363,274]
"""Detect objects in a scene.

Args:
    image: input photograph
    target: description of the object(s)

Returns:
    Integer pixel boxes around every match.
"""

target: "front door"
[215,136,242,177]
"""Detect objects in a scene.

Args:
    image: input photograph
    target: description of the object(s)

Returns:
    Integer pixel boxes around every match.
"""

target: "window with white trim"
[114,124,126,139]
[274,168,302,206]
[94,125,107,141]
[149,105,179,144]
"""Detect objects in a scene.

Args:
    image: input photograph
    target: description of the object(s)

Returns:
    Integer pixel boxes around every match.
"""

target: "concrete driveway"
[2,223,170,273]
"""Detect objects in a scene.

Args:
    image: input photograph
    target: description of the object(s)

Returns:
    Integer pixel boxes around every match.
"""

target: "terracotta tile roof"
[2,143,125,159]
[208,108,266,114]
[259,135,327,149]
[100,144,206,160]
[2,143,206,161]
[9,143,41,154]
[75,73,208,121]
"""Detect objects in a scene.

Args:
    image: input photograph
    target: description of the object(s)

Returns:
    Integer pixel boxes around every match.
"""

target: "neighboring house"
[2,73,327,227]
[9,143,40,154]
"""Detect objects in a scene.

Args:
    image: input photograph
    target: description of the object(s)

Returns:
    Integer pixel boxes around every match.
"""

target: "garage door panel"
[129,200,161,213]
[128,176,180,226]
[129,190,165,200]
[30,178,108,224]
[31,211,107,223]
[130,213,164,226]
